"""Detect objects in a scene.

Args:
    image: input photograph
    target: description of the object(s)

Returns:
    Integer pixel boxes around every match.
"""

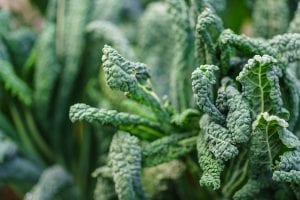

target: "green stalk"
[223,159,249,197]
[179,135,198,146]
[77,123,91,199]
[120,125,164,139]
[9,104,43,164]
[23,107,54,162]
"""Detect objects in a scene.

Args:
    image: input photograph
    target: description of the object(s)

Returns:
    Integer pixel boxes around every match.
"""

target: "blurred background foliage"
[0,0,299,199]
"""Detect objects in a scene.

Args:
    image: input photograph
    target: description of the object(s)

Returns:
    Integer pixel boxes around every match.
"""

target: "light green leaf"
[237,55,287,118]
[234,112,298,199]
[0,60,32,105]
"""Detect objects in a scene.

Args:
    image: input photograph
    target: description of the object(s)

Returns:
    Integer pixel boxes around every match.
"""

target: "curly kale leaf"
[218,29,300,66]
[234,113,300,199]
[69,103,162,138]
[102,45,170,127]
[237,55,288,118]
[109,132,146,200]
[192,65,225,124]
[273,170,300,185]
[203,119,238,162]
[250,112,289,168]
[218,29,276,69]
[195,7,223,65]
[197,120,224,190]
[279,129,300,148]
[268,33,300,63]
[225,85,251,144]
[215,77,234,113]
[273,149,300,184]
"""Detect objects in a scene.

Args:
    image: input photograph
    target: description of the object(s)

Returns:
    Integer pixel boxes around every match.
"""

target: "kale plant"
[70,0,300,199]
[0,0,142,198]
[0,0,300,199]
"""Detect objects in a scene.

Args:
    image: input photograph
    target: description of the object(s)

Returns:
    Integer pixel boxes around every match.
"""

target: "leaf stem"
[179,135,198,146]
[9,103,43,164]
[23,107,54,162]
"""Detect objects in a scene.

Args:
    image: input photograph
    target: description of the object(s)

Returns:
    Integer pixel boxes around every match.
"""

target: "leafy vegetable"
[1,0,300,199]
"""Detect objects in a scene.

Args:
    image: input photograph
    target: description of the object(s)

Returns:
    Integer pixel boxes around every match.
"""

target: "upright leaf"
[109,132,146,200]
[225,85,251,144]
[34,23,60,123]
[192,65,225,124]
[0,40,32,105]
[166,0,194,112]
[234,113,299,199]
[197,116,224,190]
[195,8,223,65]
[236,55,287,118]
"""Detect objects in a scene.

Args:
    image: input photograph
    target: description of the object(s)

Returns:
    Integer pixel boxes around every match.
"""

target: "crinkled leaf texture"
[195,7,223,65]
[192,65,225,123]
[109,132,146,200]
[234,113,300,200]
[69,103,159,129]
[237,55,287,118]
[203,119,238,162]
[225,85,251,144]
[273,149,300,184]
[197,125,224,190]
[69,103,162,139]
[102,45,169,126]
